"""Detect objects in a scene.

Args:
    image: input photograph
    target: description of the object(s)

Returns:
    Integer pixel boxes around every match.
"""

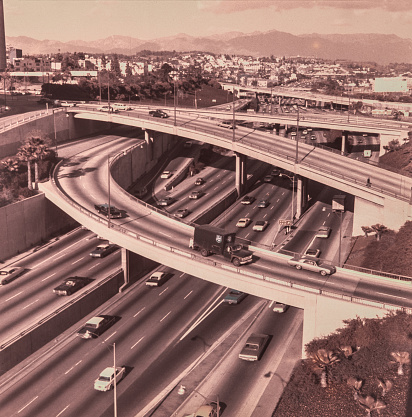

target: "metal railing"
[0,108,65,132]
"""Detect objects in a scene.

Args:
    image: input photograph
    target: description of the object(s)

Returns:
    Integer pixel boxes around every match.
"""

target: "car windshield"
[98,376,111,382]
[245,343,259,350]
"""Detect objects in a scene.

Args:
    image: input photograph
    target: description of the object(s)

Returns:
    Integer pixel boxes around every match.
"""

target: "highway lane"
[0,228,120,342]
[0,270,265,417]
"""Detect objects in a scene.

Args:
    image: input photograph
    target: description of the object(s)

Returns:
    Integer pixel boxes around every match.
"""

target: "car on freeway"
[94,204,123,219]
[236,217,251,228]
[263,174,274,182]
[253,220,268,232]
[112,103,132,111]
[290,131,297,137]
[175,208,190,218]
[184,140,193,148]
[272,302,289,313]
[271,168,281,176]
[90,243,118,258]
[257,199,269,208]
[77,315,116,339]
[99,105,119,113]
[53,277,88,296]
[60,101,76,107]
[158,197,174,206]
[239,333,270,361]
[188,401,221,417]
[145,271,170,287]
[241,195,255,205]
[189,190,204,200]
[194,177,205,186]
[217,120,236,129]
[316,226,331,238]
[310,134,316,140]
[305,248,320,258]
[223,289,247,305]
[149,109,168,118]
[94,366,126,391]
[0,266,24,285]
[302,129,308,135]
[160,170,173,179]
[288,257,336,276]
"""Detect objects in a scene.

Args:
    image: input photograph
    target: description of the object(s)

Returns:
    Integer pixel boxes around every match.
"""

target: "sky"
[3,0,412,42]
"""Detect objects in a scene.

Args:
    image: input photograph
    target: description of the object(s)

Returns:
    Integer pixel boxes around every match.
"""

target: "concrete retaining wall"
[0,193,78,262]
[0,111,107,159]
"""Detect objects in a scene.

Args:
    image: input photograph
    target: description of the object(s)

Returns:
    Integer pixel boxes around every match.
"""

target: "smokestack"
[0,0,6,71]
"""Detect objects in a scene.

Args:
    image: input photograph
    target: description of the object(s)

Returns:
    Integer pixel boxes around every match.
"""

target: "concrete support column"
[144,129,154,161]
[120,247,130,291]
[235,152,247,197]
[295,176,306,219]
[342,131,348,154]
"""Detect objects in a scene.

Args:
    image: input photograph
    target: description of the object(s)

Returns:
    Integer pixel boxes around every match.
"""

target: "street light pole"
[173,76,177,126]
[108,154,111,229]
[232,88,236,142]
[113,342,117,417]
[295,106,300,164]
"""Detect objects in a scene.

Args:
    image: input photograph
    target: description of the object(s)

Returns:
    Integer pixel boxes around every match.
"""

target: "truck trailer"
[189,224,253,267]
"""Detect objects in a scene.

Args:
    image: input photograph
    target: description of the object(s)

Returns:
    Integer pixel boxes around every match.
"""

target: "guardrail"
[47,148,412,313]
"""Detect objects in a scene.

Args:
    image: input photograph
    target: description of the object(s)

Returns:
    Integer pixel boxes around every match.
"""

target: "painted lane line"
[88,263,100,270]
[159,287,169,296]
[184,290,193,299]
[158,231,172,238]
[160,311,171,322]
[65,360,83,375]
[56,405,70,416]
[133,307,146,317]
[131,336,145,350]
[42,272,56,282]
[376,292,408,299]
[104,331,117,342]
[23,299,39,310]
[6,291,23,302]
[18,396,38,413]
[71,256,85,265]
[33,237,91,268]
[179,272,186,278]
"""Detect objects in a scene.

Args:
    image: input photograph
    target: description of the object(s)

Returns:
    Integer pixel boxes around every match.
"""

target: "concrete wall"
[0,193,78,262]
[0,111,108,159]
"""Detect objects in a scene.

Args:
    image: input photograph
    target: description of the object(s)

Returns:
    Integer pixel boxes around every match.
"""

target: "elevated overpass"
[38,115,412,356]
[67,106,412,233]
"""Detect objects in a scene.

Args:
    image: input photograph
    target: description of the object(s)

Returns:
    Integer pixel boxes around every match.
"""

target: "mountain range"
[6,30,412,65]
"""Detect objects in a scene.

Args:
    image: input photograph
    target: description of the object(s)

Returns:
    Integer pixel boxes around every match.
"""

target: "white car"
[94,366,125,391]
[236,218,251,228]
[60,101,76,107]
[112,103,131,111]
[0,266,24,285]
[253,220,268,232]
[316,226,331,238]
[145,271,169,287]
[161,171,172,179]
[273,302,289,313]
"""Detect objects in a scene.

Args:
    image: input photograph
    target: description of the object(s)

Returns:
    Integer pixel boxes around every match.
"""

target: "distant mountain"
[6,30,412,64]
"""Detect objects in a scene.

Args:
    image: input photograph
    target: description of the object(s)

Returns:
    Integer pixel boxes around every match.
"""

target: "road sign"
[279,219,292,226]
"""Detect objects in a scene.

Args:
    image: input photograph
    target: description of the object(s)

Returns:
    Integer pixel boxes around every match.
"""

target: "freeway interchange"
[2,108,412,417]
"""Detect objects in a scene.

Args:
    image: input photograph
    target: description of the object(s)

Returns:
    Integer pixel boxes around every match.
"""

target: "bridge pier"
[144,129,154,161]
[295,176,307,219]
[235,152,247,197]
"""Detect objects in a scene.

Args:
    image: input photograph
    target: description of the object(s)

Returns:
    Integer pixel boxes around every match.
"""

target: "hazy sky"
[4,0,412,42]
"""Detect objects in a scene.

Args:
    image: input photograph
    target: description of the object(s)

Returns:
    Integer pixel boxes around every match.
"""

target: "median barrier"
[0,271,123,376]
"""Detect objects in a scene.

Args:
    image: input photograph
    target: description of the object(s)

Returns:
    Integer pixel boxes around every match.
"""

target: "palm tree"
[391,351,410,375]
[17,131,51,190]
[310,349,340,387]
[371,224,388,241]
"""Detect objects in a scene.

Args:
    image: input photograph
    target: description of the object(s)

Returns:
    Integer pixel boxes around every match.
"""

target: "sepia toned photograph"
[0,1,412,416]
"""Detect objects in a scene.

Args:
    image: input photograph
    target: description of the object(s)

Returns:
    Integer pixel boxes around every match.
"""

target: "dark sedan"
[53,277,88,296]
[149,109,168,118]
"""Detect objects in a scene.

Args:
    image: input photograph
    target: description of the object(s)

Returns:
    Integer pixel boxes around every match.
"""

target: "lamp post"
[279,173,295,227]
[295,106,300,164]
[232,87,236,142]
[113,342,118,417]
[53,108,57,155]
[107,153,112,229]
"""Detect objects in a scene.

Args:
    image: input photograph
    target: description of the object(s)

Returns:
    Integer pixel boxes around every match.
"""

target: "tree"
[310,349,340,387]
[390,351,410,375]
[17,131,51,190]
[111,54,122,78]
[361,226,374,237]
[371,224,388,241]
